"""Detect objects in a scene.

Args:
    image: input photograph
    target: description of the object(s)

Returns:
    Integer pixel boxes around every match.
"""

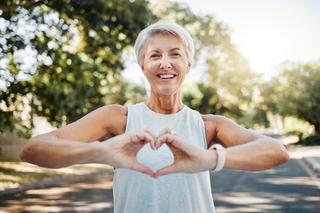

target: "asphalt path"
[211,159,320,213]
[0,159,319,213]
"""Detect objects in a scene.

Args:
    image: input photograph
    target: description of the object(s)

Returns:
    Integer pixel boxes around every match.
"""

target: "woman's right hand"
[102,130,156,177]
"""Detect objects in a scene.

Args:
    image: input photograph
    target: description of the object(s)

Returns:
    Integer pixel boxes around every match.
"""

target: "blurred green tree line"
[0,0,319,140]
[0,0,153,137]
[260,62,320,134]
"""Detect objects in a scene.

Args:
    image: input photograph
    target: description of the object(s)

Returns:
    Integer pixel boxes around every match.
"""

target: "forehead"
[144,33,185,52]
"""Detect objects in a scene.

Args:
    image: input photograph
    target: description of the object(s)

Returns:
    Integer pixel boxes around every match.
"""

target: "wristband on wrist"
[209,143,226,172]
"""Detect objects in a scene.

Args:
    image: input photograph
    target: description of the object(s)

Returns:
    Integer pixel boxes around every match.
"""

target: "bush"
[297,134,320,146]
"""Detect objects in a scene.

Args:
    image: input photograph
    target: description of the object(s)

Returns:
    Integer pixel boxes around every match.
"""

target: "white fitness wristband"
[209,143,226,172]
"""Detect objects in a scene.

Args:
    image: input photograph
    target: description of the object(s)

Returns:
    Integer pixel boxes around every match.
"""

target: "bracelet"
[209,143,226,172]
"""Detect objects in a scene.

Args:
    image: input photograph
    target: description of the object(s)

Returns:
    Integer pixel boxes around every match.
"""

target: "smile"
[156,74,176,79]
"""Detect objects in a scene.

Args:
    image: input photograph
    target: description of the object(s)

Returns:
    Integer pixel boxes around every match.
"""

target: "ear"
[187,62,192,73]
[139,57,145,71]
[140,64,145,74]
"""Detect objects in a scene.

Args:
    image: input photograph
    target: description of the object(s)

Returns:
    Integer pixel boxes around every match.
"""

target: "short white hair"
[134,20,194,66]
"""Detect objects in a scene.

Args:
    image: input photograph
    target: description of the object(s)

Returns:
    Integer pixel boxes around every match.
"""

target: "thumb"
[132,162,156,178]
[154,164,176,178]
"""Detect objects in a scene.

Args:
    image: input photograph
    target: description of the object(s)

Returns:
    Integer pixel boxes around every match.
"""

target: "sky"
[123,0,320,83]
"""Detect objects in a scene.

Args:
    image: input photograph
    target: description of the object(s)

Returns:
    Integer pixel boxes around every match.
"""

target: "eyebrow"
[148,48,182,54]
[170,48,182,52]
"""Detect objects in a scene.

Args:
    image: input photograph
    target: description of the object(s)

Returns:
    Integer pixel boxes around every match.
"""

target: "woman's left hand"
[154,129,217,178]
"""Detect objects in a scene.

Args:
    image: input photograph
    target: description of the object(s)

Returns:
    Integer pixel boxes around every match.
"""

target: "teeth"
[158,74,175,79]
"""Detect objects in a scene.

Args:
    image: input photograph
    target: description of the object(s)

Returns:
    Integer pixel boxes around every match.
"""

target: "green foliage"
[153,0,230,61]
[237,107,270,129]
[297,134,320,146]
[260,62,320,133]
[154,0,258,123]
[0,81,34,138]
[183,83,242,118]
[0,0,153,137]
[1,0,292,139]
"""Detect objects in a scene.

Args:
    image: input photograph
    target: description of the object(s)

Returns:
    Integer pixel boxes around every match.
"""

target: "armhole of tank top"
[114,104,132,173]
[124,104,132,133]
[197,111,208,149]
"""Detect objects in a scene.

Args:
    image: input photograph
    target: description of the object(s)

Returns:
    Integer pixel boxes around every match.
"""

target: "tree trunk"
[314,123,320,134]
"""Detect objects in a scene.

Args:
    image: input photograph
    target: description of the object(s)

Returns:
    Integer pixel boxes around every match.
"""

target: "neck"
[145,91,183,114]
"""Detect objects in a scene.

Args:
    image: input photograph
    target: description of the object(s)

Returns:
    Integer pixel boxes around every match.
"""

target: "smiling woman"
[141,33,190,100]
[20,20,289,213]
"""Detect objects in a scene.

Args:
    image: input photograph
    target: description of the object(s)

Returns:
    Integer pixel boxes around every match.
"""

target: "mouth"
[156,73,177,80]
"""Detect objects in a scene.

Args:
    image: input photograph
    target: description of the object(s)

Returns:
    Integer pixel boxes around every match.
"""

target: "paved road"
[0,159,319,213]
[211,159,319,213]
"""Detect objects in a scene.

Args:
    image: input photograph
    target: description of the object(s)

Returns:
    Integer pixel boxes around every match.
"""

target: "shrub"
[297,134,320,146]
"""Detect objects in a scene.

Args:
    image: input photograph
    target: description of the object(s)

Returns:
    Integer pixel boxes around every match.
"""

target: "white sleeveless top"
[113,102,215,213]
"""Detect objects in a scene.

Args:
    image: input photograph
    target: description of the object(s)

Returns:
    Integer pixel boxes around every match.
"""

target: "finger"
[141,132,154,143]
[155,135,165,149]
[157,128,172,139]
[166,136,200,155]
[155,128,172,149]
[132,131,156,150]
[155,128,176,148]
[154,164,176,178]
[170,129,176,135]
[164,128,175,135]
[143,129,157,150]
[134,132,154,145]
[126,133,139,144]
[143,129,157,140]
[132,163,156,178]
[155,134,174,149]
[164,128,172,134]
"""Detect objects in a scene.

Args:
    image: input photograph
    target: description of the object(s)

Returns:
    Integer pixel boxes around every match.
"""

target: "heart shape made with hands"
[136,142,174,173]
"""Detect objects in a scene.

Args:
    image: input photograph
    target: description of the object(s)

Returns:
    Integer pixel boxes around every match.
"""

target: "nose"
[159,55,172,70]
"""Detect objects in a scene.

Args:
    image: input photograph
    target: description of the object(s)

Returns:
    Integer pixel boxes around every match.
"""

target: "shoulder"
[202,114,231,123]
[201,114,232,145]
[202,114,260,147]
[201,114,246,146]
[51,104,127,142]
[92,104,127,126]
[100,104,127,135]
[202,114,235,129]
[102,104,127,116]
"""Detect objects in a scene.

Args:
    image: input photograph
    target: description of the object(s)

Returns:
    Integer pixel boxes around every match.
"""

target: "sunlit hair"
[134,20,194,66]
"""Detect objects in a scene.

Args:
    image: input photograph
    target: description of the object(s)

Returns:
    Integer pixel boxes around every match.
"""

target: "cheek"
[143,63,159,78]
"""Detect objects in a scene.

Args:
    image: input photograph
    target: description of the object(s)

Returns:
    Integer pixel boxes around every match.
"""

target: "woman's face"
[141,34,191,96]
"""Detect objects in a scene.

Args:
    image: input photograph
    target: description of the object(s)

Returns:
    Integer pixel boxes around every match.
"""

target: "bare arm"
[203,115,289,171]
[20,134,108,168]
[20,105,126,168]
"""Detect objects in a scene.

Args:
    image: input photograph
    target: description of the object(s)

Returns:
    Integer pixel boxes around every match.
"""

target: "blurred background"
[0,0,319,212]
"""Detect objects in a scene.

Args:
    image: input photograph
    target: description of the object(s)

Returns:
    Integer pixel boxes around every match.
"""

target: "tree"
[0,0,153,137]
[153,0,258,122]
[260,62,320,133]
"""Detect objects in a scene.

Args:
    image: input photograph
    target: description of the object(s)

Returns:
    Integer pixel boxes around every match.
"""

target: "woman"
[20,20,289,213]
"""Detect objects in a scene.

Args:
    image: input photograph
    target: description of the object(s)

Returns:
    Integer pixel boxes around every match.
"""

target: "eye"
[172,52,181,57]
[150,54,160,58]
